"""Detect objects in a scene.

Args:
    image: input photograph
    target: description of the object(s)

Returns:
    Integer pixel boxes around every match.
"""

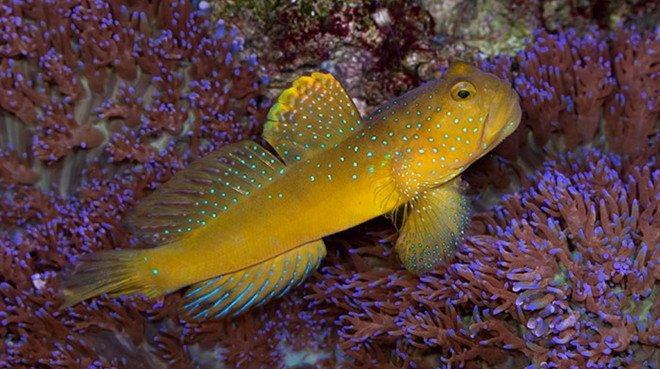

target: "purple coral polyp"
[0,2,658,368]
[1,1,270,367]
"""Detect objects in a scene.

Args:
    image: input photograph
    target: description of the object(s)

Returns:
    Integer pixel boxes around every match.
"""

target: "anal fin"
[395,178,470,274]
[180,239,326,320]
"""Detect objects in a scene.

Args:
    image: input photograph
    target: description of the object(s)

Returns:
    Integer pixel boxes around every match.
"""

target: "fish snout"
[482,86,521,148]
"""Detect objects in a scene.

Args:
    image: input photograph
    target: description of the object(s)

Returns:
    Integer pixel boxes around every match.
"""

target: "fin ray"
[60,249,161,308]
[263,72,362,163]
[127,141,285,245]
[180,239,326,320]
[395,178,470,274]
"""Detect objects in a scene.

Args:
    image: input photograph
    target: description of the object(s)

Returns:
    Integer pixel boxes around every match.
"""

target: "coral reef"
[0,0,268,195]
[0,1,658,369]
[216,0,657,120]
[220,0,451,115]
[0,1,269,368]
[307,23,659,368]
[308,147,658,368]
[465,25,658,200]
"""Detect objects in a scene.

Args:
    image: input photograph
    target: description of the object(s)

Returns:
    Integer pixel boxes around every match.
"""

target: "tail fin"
[60,249,162,308]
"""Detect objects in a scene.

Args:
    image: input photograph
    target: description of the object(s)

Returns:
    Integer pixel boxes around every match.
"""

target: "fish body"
[62,62,521,319]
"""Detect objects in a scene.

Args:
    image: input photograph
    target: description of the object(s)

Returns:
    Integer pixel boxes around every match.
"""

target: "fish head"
[442,61,521,165]
[396,61,521,188]
[370,61,521,194]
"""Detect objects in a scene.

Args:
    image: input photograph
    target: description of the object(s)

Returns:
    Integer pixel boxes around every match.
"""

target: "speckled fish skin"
[366,62,521,196]
[61,62,521,319]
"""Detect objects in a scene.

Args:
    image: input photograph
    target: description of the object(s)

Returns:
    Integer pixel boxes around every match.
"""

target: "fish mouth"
[502,90,522,136]
[481,89,521,148]
[502,119,518,135]
[477,112,490,147]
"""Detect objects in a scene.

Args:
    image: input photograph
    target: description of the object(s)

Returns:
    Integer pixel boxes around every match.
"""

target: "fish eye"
[451,81,476,101]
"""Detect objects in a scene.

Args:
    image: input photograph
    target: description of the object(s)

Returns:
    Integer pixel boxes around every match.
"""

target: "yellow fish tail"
[60,249,163,308]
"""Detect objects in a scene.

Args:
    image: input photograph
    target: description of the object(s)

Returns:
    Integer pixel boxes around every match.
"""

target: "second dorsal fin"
[263,72,362,164]
[126,141,285,245]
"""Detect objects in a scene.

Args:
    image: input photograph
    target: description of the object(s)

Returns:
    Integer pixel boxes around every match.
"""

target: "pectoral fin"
[395,178,470,274]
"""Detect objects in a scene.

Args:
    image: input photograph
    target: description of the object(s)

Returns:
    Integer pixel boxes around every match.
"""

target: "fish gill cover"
[0,1,658,369]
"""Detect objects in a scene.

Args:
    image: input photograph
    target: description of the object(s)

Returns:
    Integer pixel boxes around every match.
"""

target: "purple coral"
[467,26,658,196]
[308,148,658,368]
[0,3,657,368]
[0,0,268,193]
[489,26,657,156]
[0,1,268,367]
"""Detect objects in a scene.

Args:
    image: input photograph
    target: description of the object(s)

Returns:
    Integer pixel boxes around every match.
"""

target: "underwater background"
[0,0,657,368]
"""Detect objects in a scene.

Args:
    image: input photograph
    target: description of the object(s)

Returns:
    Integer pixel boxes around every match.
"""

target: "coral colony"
[1,1,269,367]
[0,1,657,369]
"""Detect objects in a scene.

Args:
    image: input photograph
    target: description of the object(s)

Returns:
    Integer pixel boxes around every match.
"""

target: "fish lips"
[481,88,522,149]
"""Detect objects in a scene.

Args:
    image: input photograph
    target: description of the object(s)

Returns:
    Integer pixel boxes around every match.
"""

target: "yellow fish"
[61,62,521,320]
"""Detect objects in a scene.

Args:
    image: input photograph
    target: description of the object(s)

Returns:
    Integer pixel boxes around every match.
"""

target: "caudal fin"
[60,249,162,308]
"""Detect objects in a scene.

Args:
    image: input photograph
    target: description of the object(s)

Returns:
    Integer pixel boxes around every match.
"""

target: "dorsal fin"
[395,178,470,274]
[263,72,362,163]
[180,239,326,320]
[126,141,285,245]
